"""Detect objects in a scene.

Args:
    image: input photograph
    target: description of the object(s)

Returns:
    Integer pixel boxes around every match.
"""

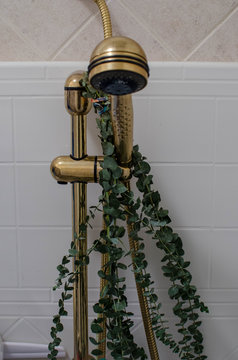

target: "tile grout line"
[11,97,22,289]
[119,0,179,60]
[0,13,45,59]
[208,97,218,289]
[48,12,98,61]
[12,98,22,288]
[184,5,238,61]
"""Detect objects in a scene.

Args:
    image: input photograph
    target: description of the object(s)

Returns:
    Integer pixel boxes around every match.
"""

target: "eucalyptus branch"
[89,99,147,359]
[131,145,208,359]
[48,72,208,360]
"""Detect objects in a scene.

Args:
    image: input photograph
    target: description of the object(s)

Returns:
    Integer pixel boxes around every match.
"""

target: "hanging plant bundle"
[48,73,208,360]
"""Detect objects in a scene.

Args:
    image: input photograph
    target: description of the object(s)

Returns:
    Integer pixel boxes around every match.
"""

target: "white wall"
[0,62,238,360]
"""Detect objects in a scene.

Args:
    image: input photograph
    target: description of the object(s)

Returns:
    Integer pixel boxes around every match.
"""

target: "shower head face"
[88,36,149,95]
[90,69,147,96]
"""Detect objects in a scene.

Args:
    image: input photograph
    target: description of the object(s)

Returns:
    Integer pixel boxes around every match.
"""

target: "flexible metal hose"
[94,0,112,38]
[125,182,160,360]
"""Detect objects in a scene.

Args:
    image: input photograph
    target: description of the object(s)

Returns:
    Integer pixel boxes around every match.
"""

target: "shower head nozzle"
[88,36,149,95]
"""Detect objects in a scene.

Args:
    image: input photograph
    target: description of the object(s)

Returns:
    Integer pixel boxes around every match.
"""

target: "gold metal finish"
[65,72,90,360]
[65,72,92,116]
[88,36,149,94]
[73,180,88,360]
[51,156,102,183]
[111,94,133,166]
[93,0,112,38]
[89,36,148,64]
[50,155,130,183]
[125,182,160,360]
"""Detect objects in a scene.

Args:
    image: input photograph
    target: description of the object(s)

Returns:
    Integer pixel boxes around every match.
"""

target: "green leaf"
[64,293,72,300]
[93,304,104,314]
[102,181,111,192]
[100,168,111,181]
[98,270,106,279]
[91,349,103,356]
[56,323,63,332]
[112,300,126,311]
[68,249,78,256]
[112,183,127,194]
[112,166,122,179]
[100,284,109,297]
[89,337,99,345]
[117,262,127,270]
[102,142,114,155]
[168,286,179,298]
[53,315,60,324]
[102,157,118,171]
[91,323,103,334]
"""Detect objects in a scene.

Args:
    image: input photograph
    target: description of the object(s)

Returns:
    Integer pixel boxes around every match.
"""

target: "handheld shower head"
[88,36,149,95]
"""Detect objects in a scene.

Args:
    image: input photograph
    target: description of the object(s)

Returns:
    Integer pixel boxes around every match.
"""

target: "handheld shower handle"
[111,94,133,167]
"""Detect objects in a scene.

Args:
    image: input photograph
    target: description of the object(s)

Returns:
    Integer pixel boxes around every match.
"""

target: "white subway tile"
[0,318,19,335]
[0,165,15,225]
[0,81,63,96]
[0,98,13,162]
[0,229,17,287]
[16,164,71,226]
[199,289,238,303]
[14,97,70,162]
[149,62,183,80]
[0,289,50,302]
[151,165,213,227]
[140,80,238,97]
[211,230,238,288]
[216,99,238,163]
[184,62,238,80]
[0,63,45,80]
[201,318,238,360]
[3,318,47,343]
[0,303,69,317]
[19,228,71,287]
[46,62,87,79]
[214,166,238,227]
[135,98,214,162]
[177,229,212,288]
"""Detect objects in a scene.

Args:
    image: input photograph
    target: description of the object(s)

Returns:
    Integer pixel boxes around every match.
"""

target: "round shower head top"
[88,36,149,95]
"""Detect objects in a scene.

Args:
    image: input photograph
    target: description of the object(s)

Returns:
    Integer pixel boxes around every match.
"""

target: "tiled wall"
[0,62,238,360]
[1,0,238,62]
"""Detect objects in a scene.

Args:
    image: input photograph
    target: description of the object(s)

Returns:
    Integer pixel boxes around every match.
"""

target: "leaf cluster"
[48,72,208,360]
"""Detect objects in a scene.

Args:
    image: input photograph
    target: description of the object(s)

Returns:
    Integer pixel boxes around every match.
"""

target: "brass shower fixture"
[88,36,149,96]
[89,1,149,96]
[50,1,159,359]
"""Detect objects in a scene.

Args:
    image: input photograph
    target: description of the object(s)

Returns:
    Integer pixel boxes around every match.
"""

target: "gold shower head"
[88,36,149,95]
